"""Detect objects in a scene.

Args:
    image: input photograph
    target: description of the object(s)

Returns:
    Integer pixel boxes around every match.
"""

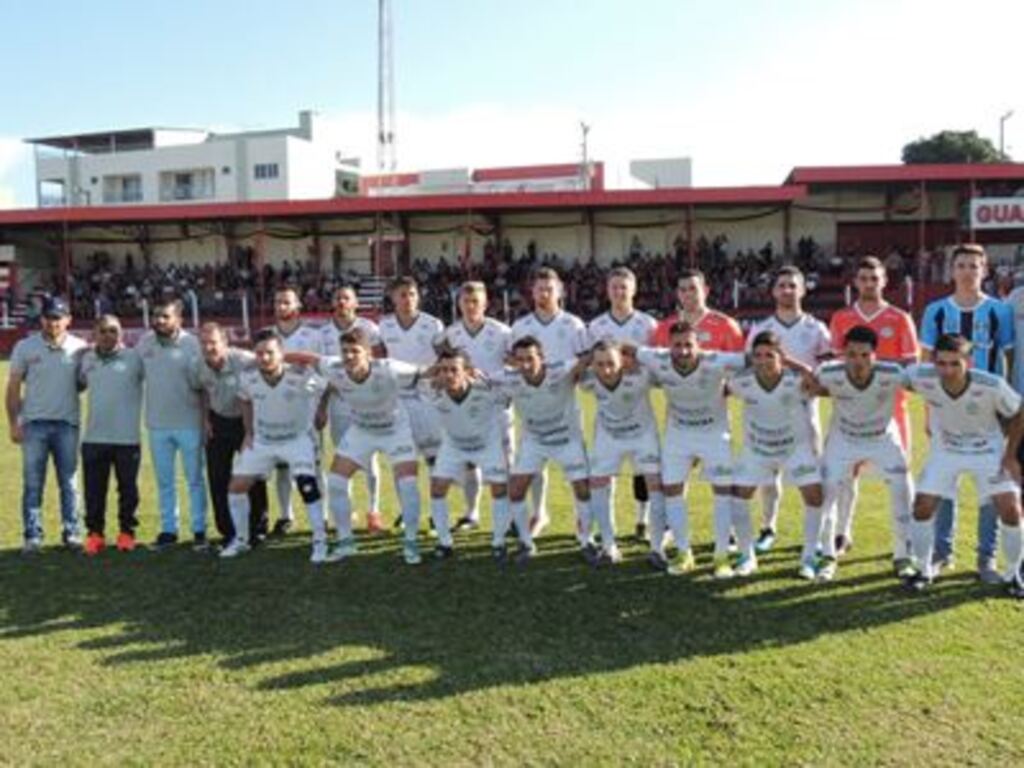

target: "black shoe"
[434,544,455,560]
[513,542,536,567]
[192,532,211,552]
[453,515,480,533]
[581,541,600,567]
[152,532,178,550]
[647,551,669,572]
[392,515,403,530]
[834,534,853,556]
[269,519,292,538]
[634,522,648,543]
[491,545,508,565]
[1007,571,1024,599]
[902,571,932,594]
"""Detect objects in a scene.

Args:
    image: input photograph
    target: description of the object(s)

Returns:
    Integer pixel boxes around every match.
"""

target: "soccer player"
[270,286,325,537]
[745,266,832,553]
[220,329,329,562]
[587,267,659,541]
[581,340,661,566]
[653,268,745,352]
[136,298,208,550]
[195,322,268,547]
[426,347,511,560]
[919,244,1014,582]
[6,297,87,553]
[903,333,1024,598]
[500,336,592,565]
[78,315,144,555]
[806,325,914,581]
[732,331,826,580]
[511,267,589,535]
[319,284,386,533]
[629,322,747,577]
[437,281,513,532]
[828,257,919,555]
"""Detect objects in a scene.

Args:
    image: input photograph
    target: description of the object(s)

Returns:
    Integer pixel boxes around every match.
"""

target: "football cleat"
[667,549,696,576]
[84,533,105,557]
[219,539,251,559]
[754,528,776,554]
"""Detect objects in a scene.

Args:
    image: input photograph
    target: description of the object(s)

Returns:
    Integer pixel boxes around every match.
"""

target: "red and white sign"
[971,197,1024,229]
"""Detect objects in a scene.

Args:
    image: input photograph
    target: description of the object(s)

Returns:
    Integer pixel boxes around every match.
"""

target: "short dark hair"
[751,330,782,351]
[843,325,878,349]
[590,339,622,355]
[333,284,358,302]
[857,256,885,272]
[340,328,370,349]
[669,320,696,337]
[253,327,282,346]
[952,243,987,262]
[153,298,183,315]
[274,286,301,301]
[436,346,470,367]
[531,267,561,284]
[771,266,804,289]
[934,333,972,356]
[677,268,706,285]
[511,335,543,354]
[389,275,418,293]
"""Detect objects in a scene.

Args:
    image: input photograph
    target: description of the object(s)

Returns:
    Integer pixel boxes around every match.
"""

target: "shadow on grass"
[0,530,995,707]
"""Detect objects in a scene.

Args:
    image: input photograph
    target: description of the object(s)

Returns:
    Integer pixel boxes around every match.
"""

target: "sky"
[2,0,1023,207]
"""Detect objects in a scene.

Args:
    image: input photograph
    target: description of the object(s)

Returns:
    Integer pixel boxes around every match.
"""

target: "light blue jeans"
[21,420,80,542]
[933,498,999,565]
[149,428,207,536]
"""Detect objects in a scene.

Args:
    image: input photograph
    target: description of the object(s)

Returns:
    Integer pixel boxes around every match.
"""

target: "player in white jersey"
[580,341,661,566]
[219,329,329,562]
[628,321,748,578]
[510,267,589,536]
[498,335,592,565]
[437,281,514,532]
[732,330,827,580]
[587,266,659,541]
[745,266,832,553]
[269,286,325,537]
[426,347,513,561]
[903,333,1024,598]
[805,325,914,582]
[319,284,387,533]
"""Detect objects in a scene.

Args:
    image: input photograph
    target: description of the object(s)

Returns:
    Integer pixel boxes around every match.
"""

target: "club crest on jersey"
[880,326,895,338]
[965,402,980,415]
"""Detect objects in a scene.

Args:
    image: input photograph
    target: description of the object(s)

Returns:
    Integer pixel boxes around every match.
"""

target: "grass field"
[1,362,1022,766]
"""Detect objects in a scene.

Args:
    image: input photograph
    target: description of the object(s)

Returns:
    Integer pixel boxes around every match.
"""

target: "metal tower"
[377,0,397,172]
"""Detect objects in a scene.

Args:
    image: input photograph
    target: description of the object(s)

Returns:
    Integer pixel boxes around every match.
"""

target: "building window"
[158,168,215,201]
[102,174,143,203]
[254,163,279,180]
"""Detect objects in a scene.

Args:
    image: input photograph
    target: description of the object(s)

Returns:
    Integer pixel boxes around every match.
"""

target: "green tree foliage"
[902,130,1008,164]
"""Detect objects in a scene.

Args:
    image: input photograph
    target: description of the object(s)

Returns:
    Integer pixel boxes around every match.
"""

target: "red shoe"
[115,532,136,552]
[366,511,384,535]
[84,533,105,557]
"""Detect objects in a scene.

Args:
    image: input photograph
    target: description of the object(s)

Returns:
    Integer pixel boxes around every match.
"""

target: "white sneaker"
[219,539,251,559]
[326,537,358,563]
[817,557,838,582]
[309,540,328,564]
[402,539,422,566]
[797,557,817,581]
[734,553,758,577]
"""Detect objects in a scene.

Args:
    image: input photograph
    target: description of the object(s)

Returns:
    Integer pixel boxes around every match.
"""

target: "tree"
[901,130,1008,164]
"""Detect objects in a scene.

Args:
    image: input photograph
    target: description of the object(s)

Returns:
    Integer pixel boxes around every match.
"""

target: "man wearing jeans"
[5,297,87,553]
[136,298,207,549]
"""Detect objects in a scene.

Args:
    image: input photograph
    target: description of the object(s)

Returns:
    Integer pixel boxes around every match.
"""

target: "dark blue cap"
[42,297,71,318]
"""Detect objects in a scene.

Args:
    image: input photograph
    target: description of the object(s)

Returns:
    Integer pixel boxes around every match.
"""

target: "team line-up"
[8,247,1024,599]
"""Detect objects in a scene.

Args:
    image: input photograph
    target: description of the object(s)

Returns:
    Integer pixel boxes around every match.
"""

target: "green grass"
[1,363,1022,766]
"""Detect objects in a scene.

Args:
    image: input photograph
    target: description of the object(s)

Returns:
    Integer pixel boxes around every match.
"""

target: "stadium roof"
[786,163,1024,185]
[25,128,206,153]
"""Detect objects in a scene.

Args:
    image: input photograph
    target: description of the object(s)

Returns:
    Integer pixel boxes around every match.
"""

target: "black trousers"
[206,410,268,542]
[82,442,141,535]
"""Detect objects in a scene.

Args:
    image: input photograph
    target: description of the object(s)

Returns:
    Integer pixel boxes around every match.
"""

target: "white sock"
[510,499,533,547]
[761,478,781,531]
[648,490,667,555]
[306,498,326,544]
[712,494,732,558]
[802,504,824,560]
[491,494,511,548]
[366,454,381,514]
[819,490,838,558]
[397,476,421,544]
[835,480,858,540]
[732,497,755,560]
[228,493,250,544]
[665,495,690,553]
[530,471,548,522]
[430,496,453,547]
[575,497,593,546]
[276,467,294,522]
[462,466,482,521]
[1000,521,1023,581]
[591,485,615,553]
[889,475,914,561]
[327,474,352,541]
[911,517,935,579]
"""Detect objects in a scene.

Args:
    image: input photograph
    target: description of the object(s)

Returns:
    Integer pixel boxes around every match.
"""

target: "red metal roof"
[787,163,1024,185]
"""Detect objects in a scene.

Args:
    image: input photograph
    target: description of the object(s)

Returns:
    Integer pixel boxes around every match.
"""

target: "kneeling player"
[807,325,914,581]
[221,329,329,562]
[582,341,662,566]
[732,331,826,580]
[904,334,1024,597]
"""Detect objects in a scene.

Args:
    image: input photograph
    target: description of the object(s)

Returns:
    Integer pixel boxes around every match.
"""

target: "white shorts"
[917,449,1019,501]
[336,422,418,471]
[735,444,821,488]
[589,425,660,478]
[235,436,317,479]
[402,396,442,458]
[822,431,910,487]
[661,424,734,486]
[512,432,589,482]
[433,438,508,485]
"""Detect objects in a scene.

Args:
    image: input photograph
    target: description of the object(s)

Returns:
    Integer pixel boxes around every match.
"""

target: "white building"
[28,110,360,207]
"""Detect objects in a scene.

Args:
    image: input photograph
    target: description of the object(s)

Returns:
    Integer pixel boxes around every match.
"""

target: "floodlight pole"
[1000,110,1014,157]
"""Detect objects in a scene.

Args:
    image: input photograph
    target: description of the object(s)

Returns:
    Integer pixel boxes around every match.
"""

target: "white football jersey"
[497,360,582,444]
[238,365,326,443]
[317,358,420,433]
[319,316,382,357]
[511,310,588,364]
[637,348,745,433]
[379,312,444,366]
[425,382,505,452]
[440,318,512,376]
[817,361,905,441]
[746,313,832,367]
[580,367,657,437]
[731,369,813,458]
[587,310,657,347]
[907,364,1021,455]
[276,322,324,355]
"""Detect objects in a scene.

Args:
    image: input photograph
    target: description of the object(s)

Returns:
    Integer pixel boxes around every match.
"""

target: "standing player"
[745,266,832,553]
[903,334,1024,598]
[511,267,590,536]
[319,284,386,533]
[919,244,1014,582]
[732,331,826,580]
[806,326,914,581]
[828,257,918,555]
[270,286,325,537]
[587,267,658,541]
[653,268,745,353]
[437,281,513,532]
[220,329,329,562]
[581,341,661,566]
